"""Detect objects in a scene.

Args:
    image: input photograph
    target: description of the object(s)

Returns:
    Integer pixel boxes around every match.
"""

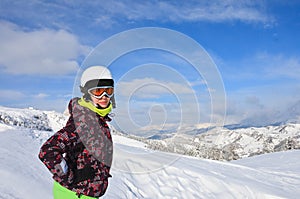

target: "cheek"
[102,100,110,105]
[91,97,98,104]
[99,101,110,108]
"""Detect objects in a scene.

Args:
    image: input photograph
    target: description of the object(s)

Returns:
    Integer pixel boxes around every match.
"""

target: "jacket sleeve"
[39,132,66,170]
[38,116,75,182]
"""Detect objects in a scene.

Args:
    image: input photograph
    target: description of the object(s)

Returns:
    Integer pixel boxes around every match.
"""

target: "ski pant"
[53,181,98,199]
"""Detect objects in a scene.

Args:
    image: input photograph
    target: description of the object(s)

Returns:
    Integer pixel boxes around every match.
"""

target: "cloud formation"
[117,77,194,99]
[0,21,90,75]
[257,53,300,79]
[0,0,273,31]
[109,0,271,23]
[84,0,272,25]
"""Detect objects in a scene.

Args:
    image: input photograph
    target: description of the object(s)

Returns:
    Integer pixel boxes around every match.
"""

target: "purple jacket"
[39,98,113,197]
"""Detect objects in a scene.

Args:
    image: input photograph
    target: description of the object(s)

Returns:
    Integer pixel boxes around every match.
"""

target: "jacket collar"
[78,97,112,117]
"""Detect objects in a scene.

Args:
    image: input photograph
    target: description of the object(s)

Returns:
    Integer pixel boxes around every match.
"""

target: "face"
[88,86,114,108]
[90,95,111,108]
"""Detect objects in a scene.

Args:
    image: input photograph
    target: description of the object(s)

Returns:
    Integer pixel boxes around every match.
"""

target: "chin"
[99,103,109,108]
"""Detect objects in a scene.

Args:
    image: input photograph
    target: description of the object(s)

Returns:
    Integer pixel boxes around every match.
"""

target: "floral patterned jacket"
[39,97,113,197]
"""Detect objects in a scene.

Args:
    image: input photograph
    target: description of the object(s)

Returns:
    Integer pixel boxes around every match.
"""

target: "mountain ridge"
[0,105,299,161]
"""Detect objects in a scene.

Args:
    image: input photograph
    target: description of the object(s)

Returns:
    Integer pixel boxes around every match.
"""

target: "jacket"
[39,97,113,197]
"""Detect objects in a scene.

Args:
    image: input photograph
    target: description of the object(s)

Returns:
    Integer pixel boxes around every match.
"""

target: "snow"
[146,123,300,161]
[0,124,52,199]
[0,106,67,132]
[0,121,300,199]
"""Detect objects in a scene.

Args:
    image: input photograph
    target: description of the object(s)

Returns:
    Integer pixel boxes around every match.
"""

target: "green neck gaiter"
[78,97,112,117]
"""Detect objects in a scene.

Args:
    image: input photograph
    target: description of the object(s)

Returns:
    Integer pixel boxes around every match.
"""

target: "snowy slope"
[0,123,300,199]
[106,139,300,199]
[0,124,53,199]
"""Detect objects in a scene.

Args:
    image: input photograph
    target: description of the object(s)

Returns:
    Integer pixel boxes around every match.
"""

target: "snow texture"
[144,124,300,161]
[0,106,300,198]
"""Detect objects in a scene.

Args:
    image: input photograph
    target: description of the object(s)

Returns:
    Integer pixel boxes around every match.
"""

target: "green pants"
[53,181,98,199]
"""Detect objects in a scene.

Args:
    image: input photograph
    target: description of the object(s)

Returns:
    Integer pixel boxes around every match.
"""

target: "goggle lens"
[88,87,114,98]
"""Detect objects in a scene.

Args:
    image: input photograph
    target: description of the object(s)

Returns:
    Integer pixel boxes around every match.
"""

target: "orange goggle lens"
[88,87,114,97]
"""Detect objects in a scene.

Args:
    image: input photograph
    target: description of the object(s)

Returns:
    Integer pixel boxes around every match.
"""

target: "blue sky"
[0,0,299,133]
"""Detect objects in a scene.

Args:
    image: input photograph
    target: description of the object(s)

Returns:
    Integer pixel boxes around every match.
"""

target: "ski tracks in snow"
[104,141,300,199]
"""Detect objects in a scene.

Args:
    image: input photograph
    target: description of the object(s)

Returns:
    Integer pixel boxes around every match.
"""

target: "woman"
[39,66,115,198]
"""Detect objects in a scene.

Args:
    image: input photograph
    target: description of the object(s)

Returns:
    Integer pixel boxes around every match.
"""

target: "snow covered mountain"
[146,123,300,161]
[1,105,299,163]
[0,106,67,132]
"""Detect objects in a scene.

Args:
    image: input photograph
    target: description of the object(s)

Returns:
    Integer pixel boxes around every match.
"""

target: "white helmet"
[80,66,113,88]
[80,66,116,108]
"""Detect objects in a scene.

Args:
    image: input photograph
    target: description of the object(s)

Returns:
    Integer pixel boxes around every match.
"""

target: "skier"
[39,66,115,198]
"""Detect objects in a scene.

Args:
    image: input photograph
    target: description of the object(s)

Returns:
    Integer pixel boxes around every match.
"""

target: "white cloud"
[257,53,300,79]
[0,90,26,101]
[0,1,272,31]
[113,77,221,134]
[33,93,49,99]
[220,52,300,81]
[0,89,69,112]
[165,1,271,23]
[224,81,300,126]
[100,0,273,25]
[0,21,90,75]
[116,77,194,99]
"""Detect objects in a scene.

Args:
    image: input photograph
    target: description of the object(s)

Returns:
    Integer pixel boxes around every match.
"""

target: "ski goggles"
[88,86,114,98]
